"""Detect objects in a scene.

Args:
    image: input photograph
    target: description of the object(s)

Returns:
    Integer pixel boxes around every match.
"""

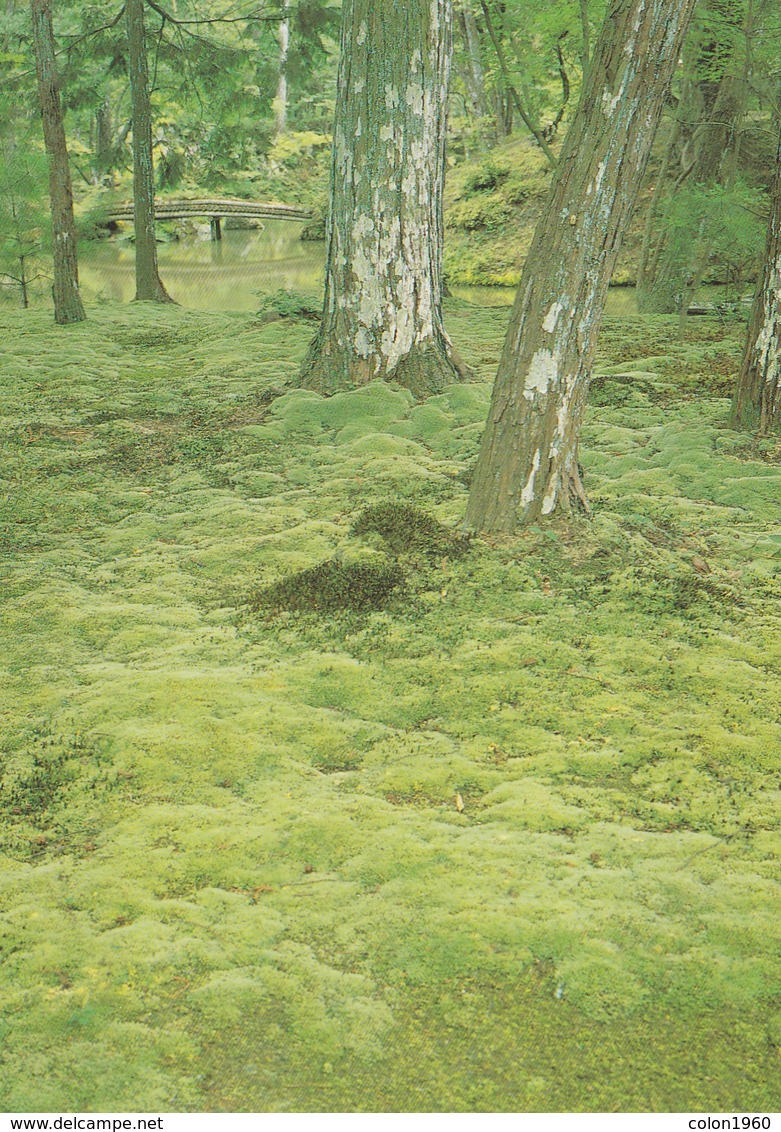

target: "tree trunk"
[731,122,781,431]
[94,95,113,185]
[126,0,174,303]
[19,253,29,309]
[274,4,290,137]
[457,2,490,128]
[637,0,748,313]
[300,0,466,398]
[464,0,697,533]
[30,0,86,325]
[479,0,556,166]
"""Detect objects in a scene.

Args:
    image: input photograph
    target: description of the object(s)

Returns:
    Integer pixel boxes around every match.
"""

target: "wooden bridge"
[105,198,313,240]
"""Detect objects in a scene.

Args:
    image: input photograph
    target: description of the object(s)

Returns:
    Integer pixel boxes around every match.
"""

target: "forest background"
[2,0,781,1114]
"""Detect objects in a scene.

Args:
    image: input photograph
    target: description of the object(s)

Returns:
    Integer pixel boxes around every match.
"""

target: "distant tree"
[30,0,86,323]
[464,0,697,533]
[274,1,291,137]
[0,133,48,308]
[636,0,765,313]
[126,0,174,302]
[731,115,781,431]
[300,0,467,398]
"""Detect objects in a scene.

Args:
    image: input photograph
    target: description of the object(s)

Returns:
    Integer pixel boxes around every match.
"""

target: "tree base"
[134,281,176,304]
[300,333,471,399]
[54,302,86,325]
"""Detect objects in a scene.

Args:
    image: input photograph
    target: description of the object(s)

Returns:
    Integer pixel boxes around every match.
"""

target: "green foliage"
[447,196,513,233]
[444,137,552,284]
[656,179,766,298]
[462,158,512,194]
[0,126,49,308]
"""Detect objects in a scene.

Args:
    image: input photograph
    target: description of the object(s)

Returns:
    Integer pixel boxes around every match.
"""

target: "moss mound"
[352,502,471,559]
[4,301,781,1112]
[251,553,404,613]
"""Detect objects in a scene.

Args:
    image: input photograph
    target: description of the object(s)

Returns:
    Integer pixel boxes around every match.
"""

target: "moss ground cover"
[1,300,781,1111]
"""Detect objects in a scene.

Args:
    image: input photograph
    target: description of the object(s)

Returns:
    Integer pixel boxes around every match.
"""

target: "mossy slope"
[1,302,781,1111]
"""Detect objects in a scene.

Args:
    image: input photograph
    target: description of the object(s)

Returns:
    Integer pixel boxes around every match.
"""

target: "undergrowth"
[1,300,781,1112]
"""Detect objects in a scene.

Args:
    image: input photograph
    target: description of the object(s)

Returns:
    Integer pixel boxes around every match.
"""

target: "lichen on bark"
[731,126,781,432]
[300,0,467,399]
[465,0,698,534]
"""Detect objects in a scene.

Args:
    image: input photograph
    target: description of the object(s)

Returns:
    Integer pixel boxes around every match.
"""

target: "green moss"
[351,502,470,559]
[251,551,405,613]
[2,301,781,1111]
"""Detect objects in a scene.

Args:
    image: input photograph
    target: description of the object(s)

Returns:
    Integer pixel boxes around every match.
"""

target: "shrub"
[463,159,511,194]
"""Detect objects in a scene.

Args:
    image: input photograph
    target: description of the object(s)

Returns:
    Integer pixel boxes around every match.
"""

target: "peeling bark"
[126,0,174,303]
[30,0,86,325]
[300,0,467,398]
[465,0,697,534]
[731,123,781,432]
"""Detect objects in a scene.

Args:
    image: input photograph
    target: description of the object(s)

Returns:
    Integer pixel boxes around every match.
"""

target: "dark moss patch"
[352,502,471,559]
[251,554,405,614]
[254,289,322,324]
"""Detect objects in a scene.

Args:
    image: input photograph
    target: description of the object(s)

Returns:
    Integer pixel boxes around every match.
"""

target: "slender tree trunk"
[637,0,748,313]
[274,3,290,137]
[126,0,173,303]
[94,95,113,185]
[30,0,86,324]
[300,0,466,398]
[579,0,590,72]
[457,2,490,129]
[19,254,29,309]
[635,115,681,296]
[465,0,697,533]
[479,0,557,166]
[731,122,781,431]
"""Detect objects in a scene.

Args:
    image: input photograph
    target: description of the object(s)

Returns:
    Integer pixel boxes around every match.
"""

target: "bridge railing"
[105,198,312,221]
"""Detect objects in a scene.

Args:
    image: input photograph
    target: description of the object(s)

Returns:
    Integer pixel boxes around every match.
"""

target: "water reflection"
[78,220,326,310]
[29,224,742,318]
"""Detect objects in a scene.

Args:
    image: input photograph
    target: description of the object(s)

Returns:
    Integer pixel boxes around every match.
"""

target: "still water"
[76,220,642,315]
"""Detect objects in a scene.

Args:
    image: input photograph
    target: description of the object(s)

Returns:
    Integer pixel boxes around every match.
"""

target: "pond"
[7,221,746,317]
[77,221,648,315]
[78,220,323,310]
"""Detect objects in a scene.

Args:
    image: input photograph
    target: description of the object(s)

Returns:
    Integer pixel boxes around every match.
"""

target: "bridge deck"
[105,198,312,223]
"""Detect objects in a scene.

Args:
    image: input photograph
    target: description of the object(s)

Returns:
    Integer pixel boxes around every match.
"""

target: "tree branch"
[143,0,278,26]
[61,5,127,52]
[479,0,557,167]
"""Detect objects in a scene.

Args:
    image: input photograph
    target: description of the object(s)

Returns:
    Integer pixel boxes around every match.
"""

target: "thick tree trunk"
[465,0,697,533]
[731,124,781,432]
[30,0,86,325]
[300,0,466,398]
[126,0,173,303]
